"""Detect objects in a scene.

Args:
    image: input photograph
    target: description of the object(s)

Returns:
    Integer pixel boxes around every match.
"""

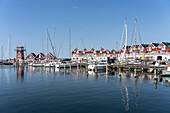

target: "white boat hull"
[88,64,106,71]
[33,63,43,67]
[55,63,77,68]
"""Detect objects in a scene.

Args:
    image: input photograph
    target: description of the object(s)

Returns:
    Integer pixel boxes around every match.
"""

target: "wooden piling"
[154,69,158,80]
[70,63,71,71]
[77,63,79,72]
[106,64,108,75]
[64,63,66,71]
[95,65,97,73]
[154,80,157,89]
[119,68,121,76]
[134,68,137,78]
[86,65,88,73]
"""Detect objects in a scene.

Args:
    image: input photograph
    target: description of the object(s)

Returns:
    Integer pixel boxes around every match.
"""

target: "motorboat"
[55,61,77,68]
[32,62,44,67]
[43,62,56,67]
[160,63,170,77]
[88,60,109,72]
[28,62,33,66]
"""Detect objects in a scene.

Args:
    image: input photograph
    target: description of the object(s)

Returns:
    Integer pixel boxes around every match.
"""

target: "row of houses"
[121,42,170,55]
[26,52,56,61]
[71,42,170,61]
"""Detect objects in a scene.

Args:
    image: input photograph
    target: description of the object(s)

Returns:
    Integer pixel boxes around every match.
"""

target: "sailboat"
[117,18,128,65]
[55,28,77,68]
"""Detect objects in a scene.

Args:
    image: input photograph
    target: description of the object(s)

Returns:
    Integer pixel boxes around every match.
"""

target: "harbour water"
[0,65,170,113]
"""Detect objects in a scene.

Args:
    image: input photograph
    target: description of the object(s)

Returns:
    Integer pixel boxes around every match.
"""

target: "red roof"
[85,51,93,54]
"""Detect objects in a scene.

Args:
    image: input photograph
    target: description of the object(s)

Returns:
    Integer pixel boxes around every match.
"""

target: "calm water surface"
[0,65,170,113]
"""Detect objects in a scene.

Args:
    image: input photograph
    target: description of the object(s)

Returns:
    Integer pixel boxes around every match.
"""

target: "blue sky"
[0,0,170,58]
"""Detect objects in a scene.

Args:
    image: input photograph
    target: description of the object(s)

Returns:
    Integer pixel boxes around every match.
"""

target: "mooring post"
[95,65,97,73]
[77,63,79,72]
[106,64,108,75]
[59,64,60,70]
[119,67,121,76]
[154,69,158,80]
[64,63,66,71]
[134,68,137,78]
[154,79,157,89]
[70,63,71,71]
[86,64,88,73]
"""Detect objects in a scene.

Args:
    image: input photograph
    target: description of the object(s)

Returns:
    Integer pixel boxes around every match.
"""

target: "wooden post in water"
[119,68,121,76]
[154,79,157,89]
[86,64,88,74]
[64,63,66,71]
[106,64,108,75]
[77,63,79,72]
[69,63,71,76]
[134,68,137,78]
[59,64,60,75]
[70,63,71,71]
[154,69,158,80]
[95,65,97,73]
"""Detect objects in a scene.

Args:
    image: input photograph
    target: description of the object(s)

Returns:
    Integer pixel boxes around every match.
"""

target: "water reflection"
[1,66,170,113]
[118,71,161,112]
[16,66,24,82]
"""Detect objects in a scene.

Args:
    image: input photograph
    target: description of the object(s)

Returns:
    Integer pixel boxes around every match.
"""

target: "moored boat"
[160,63,170,77]
[88,60,108,72]
[32,63,44,67]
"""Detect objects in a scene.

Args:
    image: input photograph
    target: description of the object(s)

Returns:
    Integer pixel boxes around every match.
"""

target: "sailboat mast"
[24,42,27,58]
[124,18,127,60]
[1,46,3,61]
[9,35,11,60]
[62,40,63,59]
[69,28,71,58]
[42,38,44,53]
[46,28,48,59]
[80,37,83,50]
[53,28,56,56]
[135,18,137,59]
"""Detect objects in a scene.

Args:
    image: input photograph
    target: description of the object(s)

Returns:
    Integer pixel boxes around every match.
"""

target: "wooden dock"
[110,64,166,73]
[78,63,166,74]
[111,64,166,69]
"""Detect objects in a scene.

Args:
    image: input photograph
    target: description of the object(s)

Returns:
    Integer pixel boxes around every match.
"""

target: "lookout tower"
[15,46,26,60]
